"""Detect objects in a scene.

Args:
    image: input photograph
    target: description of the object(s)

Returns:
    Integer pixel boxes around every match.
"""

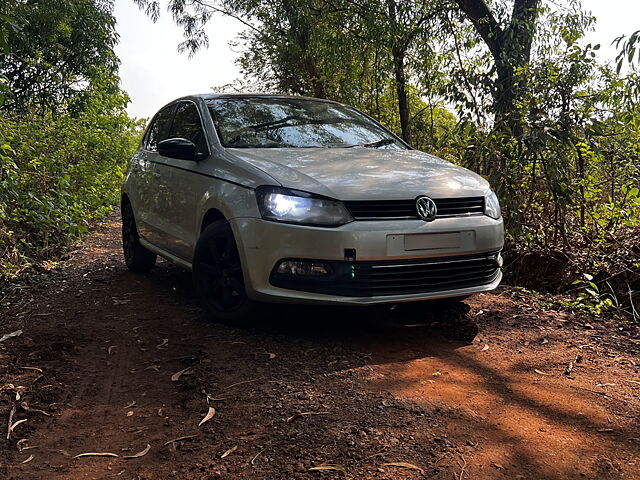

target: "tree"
[0,0,119,115]
[133,0,443,144]
[452,0,540,134]
[347,0,439,144]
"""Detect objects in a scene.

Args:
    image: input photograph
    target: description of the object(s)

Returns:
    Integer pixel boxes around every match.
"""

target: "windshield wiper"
[344,138,396,149]
[248,116,346,132]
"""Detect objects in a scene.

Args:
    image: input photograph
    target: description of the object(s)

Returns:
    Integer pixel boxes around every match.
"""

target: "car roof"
[184,93,344,105]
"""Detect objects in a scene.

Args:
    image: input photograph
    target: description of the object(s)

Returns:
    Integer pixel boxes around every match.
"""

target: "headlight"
[255,186,353,227]
[484,190,501,219]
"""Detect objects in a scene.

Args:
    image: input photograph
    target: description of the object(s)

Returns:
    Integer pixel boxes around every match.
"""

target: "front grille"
[270,252,500,297]
[344,197,485,220]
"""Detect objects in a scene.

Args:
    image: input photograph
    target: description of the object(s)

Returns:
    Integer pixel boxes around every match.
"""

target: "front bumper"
[231,216,504,305]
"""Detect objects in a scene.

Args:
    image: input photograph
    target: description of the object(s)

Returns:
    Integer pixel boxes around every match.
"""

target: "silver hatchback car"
[121,94,504,324]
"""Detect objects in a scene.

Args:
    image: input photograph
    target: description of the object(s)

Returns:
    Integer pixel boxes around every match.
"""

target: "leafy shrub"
[0,89,143,276]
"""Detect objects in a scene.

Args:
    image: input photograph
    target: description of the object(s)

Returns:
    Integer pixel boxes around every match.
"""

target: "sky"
[113,0,640,119]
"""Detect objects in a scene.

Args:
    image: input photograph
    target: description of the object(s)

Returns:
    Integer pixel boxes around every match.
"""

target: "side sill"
[139,238,193,271]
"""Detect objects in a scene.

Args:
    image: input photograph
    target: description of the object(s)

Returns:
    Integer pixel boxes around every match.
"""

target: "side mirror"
[158,138,197,160]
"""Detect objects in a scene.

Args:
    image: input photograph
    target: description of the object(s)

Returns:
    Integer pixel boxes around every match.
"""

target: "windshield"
[206,97,406,149]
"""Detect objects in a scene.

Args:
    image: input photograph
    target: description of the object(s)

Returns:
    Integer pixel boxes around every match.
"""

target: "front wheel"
[192,220,259,326]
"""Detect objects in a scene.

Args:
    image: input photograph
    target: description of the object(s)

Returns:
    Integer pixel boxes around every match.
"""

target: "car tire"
[192,220,259,326]
[122,203,157,272]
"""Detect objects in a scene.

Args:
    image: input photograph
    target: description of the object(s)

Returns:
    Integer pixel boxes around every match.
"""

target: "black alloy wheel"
[193,220,258,325]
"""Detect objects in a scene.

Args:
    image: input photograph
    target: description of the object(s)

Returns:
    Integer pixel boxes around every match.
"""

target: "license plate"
[403,232,461,251]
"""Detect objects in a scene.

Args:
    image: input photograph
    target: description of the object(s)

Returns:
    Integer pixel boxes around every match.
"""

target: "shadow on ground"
[1,220,638,480]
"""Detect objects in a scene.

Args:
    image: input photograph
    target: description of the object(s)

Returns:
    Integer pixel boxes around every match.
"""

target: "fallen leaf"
[163,435,198,447]
[19,366,43,373]
[541,338,548,345]
[74,452,119,459]
[124,444,151,459]
[223,378,262,390]
[21,455,34,464]
[432,371,442,376]
[9,419,27,436]
[20,403,50,416]
[308,464,346,473]
[126,410,134,417]
[480,344,490,352]
[198,406,216,427]
[267,353,277,359]
[221,445,237,458]
[286,411,328,422]
[0,330,23,343]
[251,448,265,465]
[382,462,424,474]
[534,369,553,376]
[171,367,191,382]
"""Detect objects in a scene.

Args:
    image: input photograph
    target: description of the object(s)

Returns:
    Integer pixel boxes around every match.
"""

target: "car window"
[145,105,175,151]
[206,97,406,149]
[170,101,208,155]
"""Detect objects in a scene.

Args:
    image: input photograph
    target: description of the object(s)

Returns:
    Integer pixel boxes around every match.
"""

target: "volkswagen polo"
[121,94,504,324]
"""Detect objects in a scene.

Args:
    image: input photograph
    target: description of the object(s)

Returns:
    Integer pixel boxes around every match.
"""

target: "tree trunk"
[454,0,540,135]
[387,0,411,144]
[282,0,327,98]
[392,47,411,144]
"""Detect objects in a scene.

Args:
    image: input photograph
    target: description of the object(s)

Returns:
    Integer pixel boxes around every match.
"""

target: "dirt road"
[1,217,639,480]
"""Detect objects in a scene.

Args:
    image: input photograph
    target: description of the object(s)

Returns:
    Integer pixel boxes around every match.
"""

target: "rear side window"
[170,101,208,154]
[145,105,176,151]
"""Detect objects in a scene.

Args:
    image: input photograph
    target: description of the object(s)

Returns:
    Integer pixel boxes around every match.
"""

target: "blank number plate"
[404,232,461,251]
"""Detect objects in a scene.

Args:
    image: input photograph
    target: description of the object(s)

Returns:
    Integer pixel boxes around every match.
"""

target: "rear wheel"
[192,220,259,326]
[122,203,157,272]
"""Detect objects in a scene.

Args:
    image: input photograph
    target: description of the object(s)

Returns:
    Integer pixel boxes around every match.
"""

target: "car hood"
[225,148,490,200]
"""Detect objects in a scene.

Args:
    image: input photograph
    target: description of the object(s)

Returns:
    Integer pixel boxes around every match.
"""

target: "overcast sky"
[113,0,640,119]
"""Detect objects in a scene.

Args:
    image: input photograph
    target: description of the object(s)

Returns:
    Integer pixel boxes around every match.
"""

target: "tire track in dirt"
[1,215,639,480]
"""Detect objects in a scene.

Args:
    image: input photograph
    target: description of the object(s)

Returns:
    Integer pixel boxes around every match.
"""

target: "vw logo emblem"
[416,196,437,222]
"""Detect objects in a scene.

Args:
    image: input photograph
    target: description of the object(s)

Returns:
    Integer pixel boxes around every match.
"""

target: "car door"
[155,100,211,261]
[135,103,176,249]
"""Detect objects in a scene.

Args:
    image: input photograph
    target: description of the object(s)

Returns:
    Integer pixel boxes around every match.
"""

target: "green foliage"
[0,0,119,114]
[0,87,143,276]
[0,1,140,277]
[570,274,619,316]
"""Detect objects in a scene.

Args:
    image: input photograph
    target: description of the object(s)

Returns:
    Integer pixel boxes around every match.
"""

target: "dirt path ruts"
[1,216,639,480]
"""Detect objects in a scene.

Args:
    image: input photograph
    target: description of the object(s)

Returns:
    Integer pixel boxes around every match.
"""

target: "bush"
[0,94,143,276]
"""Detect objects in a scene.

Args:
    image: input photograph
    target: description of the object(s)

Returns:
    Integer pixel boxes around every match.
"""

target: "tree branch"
[453,0,503,61]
